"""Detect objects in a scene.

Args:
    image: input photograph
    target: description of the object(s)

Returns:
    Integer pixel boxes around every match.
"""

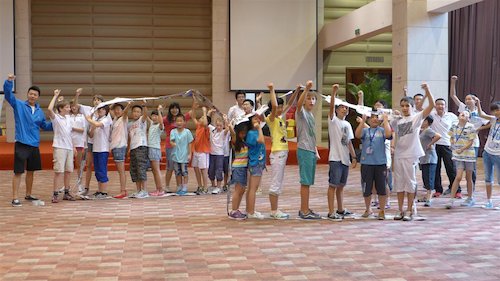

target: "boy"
[355,112,392,220]
[4,74,52,206]
[392,83,435,221]
[296,80,321,219]
[266,82,300,219]
[328,84,358,220]
[474,97,500,209]
[148,105,165,196]
[445,111,476,208]
[170,115,194,195]
[419,116,441,206]
[110,102,131,199]
[48,89,75,203]
[128,104,150,198]
[86,105,113,199]
[192,104,211,194]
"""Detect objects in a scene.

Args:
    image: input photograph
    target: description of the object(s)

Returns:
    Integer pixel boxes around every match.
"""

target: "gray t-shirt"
[295,108,316,152]
[419,127,438,164]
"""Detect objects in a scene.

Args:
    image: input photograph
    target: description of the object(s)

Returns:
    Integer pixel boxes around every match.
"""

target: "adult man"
[430,98,459,197]
[227,90,246,122]
[3,74,52,206]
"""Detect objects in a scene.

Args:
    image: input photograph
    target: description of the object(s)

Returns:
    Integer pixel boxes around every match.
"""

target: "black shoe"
[25,195,38,201]
[443,189,452,195]
[336,209,353,217]
[12,199,22,207]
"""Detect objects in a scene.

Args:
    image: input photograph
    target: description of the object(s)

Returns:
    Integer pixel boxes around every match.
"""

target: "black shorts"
[361,164,387,197]
[14,142,42,174]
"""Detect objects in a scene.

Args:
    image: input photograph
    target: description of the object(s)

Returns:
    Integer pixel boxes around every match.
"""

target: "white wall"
[0,0,15,132]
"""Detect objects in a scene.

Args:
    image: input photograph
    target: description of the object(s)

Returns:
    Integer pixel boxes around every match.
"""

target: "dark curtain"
[449,0,500,153]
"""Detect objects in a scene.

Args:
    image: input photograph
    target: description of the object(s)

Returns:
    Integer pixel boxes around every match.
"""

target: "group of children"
[13,73,500,220]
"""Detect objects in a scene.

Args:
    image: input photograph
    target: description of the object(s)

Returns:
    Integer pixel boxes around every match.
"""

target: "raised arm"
[255,92,263,110]
[382,113,392,139]
[421,83,435,118]
[474,96,495,121]
[449,76,461,107]
[403,85,408,97]
[85,115,104,128]
[268,83,277,122]
[283,84,301,115]
[122,102,131,121]
[200,107,208,127]
[354,115,366,139]
[3,74,17,106]
[357,90,364,106]
[157,104,165,130]
[47,89,61,119]
[74,88,83,107]
[296,80,313,112]
[255,122,265,144]
[329,84,339,119]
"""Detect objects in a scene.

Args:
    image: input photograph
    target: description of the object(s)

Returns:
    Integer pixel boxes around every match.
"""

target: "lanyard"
[491,122,500,140]
[454,125,465,143]
[368,127,377,146]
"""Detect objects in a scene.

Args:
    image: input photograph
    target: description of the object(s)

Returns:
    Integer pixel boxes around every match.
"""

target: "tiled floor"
[1,163,500,281]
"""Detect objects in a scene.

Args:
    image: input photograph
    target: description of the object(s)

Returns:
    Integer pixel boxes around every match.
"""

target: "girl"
[228,121,249,219]
[148,105,165,196]
[163,102,192,192]
[445,111,476,208]
[110,102,131,199]
[69,100,86,194]
[246,113,266,219]
[208,117,228,194]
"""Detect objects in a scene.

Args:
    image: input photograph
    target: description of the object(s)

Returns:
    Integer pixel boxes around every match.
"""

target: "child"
[69,100,86,192]
[245,113,266,219]
[419,116,441,207]
[48,89,75,203]
[355,112,392,219]
[110,102,131,199]
[296,81,321,219]
[148,105,165,196]
[128,104,150,198]
[475,97,500,209]
[208,117,229,194]
[445,111,476,208]
[74,88,105,196]
[328,84,358,221]
[170,115,194,195]
[85,105,112,199]
[265,83,300,219]
[191,104,211,194]
[163,102,192,192]
[391,83,434,221]
[228,121,249,219]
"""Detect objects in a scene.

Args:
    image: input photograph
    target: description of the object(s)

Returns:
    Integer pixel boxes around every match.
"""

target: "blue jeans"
[421,163,437,190]
[483,151,500,185]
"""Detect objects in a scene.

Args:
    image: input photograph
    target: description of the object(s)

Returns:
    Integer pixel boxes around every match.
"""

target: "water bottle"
[32,200,45,206]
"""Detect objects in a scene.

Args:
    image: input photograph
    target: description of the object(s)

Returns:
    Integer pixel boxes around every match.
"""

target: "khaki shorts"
[53,147,74,173]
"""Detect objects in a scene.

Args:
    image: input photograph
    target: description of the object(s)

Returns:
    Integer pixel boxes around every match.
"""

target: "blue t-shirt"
[246,129,265,167]
[170,128,194,163]
[360,127,387,165]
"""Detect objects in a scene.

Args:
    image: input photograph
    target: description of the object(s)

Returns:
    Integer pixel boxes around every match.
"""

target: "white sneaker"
[211,187,221,194]
[135,190,150,199]
[270,210,290,220]
[248,211,265,220]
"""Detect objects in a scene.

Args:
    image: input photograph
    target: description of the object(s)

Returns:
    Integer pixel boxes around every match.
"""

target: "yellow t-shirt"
[266,115,288,152]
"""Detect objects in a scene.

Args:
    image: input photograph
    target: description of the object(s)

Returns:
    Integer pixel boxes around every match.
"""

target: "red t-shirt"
[163,112,191,149]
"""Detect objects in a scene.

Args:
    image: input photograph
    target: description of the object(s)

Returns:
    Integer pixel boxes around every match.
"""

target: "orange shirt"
[193,123,211,153]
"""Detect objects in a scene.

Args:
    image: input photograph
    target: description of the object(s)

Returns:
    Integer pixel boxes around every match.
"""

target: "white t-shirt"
[430,111,458,146]
[458,102,489,147]
[228,105,245,122]
[79,104,95,144]
[128,117,148,150]
[484,118,500,155]
[51,114,73,150]
[223,132,231,157]
[209,124,226,156]
[148,123,164,150]
[70,113,86,148]
[328,115,354,166]
[392,111,425,159]
[110,116,128,150]
[92,115,112,153]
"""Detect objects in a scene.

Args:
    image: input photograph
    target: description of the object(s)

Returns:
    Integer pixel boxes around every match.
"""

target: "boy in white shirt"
[128,104,150,198]
[69,101,86,175]
[48,89,75,203]
[86,105,113,199]
[391,83,435,221]
[110,102,131,199]
[327,84,358,220]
